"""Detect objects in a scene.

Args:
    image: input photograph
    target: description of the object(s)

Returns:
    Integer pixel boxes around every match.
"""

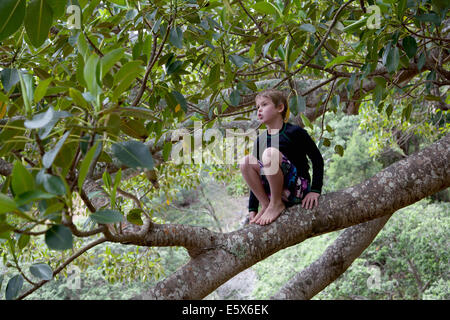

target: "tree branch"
[17,237,107,300]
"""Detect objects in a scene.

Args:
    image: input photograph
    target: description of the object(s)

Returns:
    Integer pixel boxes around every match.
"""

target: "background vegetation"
[2,108,447,300]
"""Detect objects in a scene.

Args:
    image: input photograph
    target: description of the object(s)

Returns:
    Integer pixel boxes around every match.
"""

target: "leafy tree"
[327,128,383,191]
[0,0,448,299]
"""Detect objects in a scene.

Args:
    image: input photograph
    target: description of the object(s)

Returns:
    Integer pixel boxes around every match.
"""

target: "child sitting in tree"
[239,89,324,225]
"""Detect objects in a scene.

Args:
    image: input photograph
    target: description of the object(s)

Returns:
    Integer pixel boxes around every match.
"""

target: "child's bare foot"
[256,201,286,225]
[250,203,268,224]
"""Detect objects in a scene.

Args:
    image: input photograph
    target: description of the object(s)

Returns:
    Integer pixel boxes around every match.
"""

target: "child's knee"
[261,147,282,167]
[239,154,258,170]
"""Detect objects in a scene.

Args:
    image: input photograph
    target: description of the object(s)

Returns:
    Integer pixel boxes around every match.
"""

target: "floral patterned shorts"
[258,154,311,208]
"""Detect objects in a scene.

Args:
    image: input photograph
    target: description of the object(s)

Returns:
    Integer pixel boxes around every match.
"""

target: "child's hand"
[302,192,320,209]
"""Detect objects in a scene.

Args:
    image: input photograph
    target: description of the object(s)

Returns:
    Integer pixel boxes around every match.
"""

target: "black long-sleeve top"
[248,122,324,212]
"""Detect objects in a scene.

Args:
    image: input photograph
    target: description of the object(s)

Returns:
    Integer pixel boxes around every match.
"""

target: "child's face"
[255,96,284,124]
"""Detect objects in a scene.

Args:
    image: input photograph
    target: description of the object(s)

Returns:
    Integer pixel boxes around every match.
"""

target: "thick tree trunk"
[271,215,391,299]
[134,132,449,299]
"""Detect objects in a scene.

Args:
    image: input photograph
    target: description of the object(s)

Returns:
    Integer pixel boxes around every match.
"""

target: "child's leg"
[255,147,286,225]
[239,155,270,221]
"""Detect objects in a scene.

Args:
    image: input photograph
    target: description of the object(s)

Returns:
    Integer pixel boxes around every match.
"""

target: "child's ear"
[277,103,285,113]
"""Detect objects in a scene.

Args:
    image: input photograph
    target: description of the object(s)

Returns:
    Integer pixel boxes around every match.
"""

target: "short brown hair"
[255,89,288,121]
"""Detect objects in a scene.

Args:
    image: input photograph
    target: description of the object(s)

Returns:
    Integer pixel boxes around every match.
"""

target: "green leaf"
[0,193,17,214]
[18,71,32,115]
[24,0,53,48]
[415,13,441,26]
[171,91,187,112]
[112,61,144,101]
[262,40,274,57]
[110,169,121,208]
[402,103,413,122]
[1,68,19,92]
[102,171,112,190]
[169,26,183,49]
[38,110,72,140]
[342,17,368,34]
[41,174,67,196]
[46,0,66,18]
[127,208,144,226]
[24,106,54,129]
[289,95,306,116]
[15,190,55,207]
[17,233,30,249]
[334,144,344,156]
[29,263,53,281]
[43,131,71,168]
[34,77,53,103]
[90,209,124,224]
[299,23,316,33]
[208,64,220,84]
[106,0,126,5]
[166,60,183,76]
[300,113,313,130]
[0,223,14,233]
[78,141,100,192]
[101,48,125,80]
[229,55,252,68]
[113,107,159,121]
[424,95,442,102]
[120,119,148,139]
[111,140,154,170]
[374,83,384,107]
[417,52,426,71]
[45,225,73,250]
[0,0,26,42]
[84,54,101,98]
[230,89,241,107]
[162,142,172,162]
[397,0,407,20]
[69,88,89,110]
[41,202,64,219]
[253,1,280,16]
[11,161,34,196]
[386,103,393,119]
[382,42,399,73]
[5,274,23,300]
[402,36,417,59]
[77,32,89,62]
[324,55,353,69]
